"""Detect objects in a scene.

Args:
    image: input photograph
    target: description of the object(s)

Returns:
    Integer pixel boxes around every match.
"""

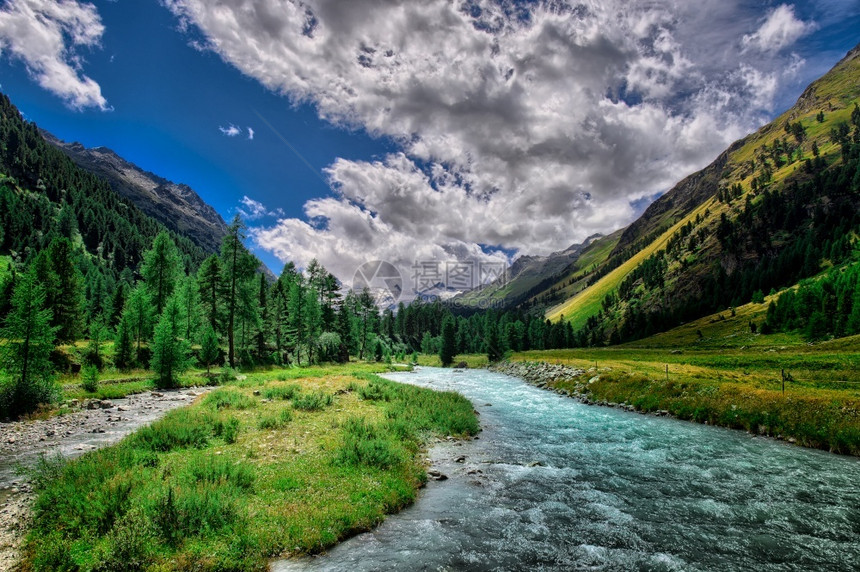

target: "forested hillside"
[542,44,860,347]
[0,92,208,319]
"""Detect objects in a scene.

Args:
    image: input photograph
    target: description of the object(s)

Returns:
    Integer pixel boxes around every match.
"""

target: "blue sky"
[0,1,858,290]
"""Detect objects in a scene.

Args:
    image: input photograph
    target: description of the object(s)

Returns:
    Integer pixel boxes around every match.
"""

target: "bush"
[357,381,393,402]
[258,409,293,430]
[218,367,237,384]
[204,390,256,411]
[81,365,99,393]
[263,384,300,401]
[92,508,157,572]
[184,454,254,491]
[151,485,238,546]
[292,391,333,411]
[131,410,214,452]
[214,416,240,444]
[336,417,404,469]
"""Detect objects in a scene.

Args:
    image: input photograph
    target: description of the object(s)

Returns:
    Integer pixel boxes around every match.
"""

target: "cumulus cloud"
[0,0,108,110]
[165,0,822,295]
[743,4,817,53]
[218,124,242,137]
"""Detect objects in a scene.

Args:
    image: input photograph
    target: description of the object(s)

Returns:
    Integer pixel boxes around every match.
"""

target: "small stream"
[274,367,860,571]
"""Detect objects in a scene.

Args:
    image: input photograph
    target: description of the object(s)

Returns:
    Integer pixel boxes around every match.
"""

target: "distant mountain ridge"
[41,132,228,254]
[454,233,605,310]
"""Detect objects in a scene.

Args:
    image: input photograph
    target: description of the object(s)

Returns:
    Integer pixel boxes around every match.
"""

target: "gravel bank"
[0,387,209,571]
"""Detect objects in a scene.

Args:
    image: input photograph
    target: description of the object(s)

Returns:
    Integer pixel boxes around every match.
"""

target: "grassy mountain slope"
[454,234,604,310]
[545,44,860,345]
[524,228,623,309]
[546,200,712,328]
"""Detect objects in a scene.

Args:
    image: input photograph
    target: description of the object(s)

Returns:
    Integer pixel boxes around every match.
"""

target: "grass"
[22,363,479,571]
[512,343,860,455]
[415,353,488,368]
[545,199,714,328]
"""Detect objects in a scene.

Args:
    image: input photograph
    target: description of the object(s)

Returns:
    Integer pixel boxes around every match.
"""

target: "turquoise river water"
[273,366,860,571]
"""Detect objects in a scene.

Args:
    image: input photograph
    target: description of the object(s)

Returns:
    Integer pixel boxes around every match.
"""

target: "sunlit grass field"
[512,340,860,455]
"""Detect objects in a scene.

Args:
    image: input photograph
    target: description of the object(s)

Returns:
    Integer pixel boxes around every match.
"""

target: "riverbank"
[491,359,860,456]
[0,387,206,571]
[17,365,479,571]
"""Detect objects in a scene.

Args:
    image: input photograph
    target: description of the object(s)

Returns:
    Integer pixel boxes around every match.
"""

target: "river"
[273,366,860,571]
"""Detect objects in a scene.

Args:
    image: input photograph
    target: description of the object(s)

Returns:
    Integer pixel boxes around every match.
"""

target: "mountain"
[454,233,607,311]
[41,132,228,254]
[542,43,860,344]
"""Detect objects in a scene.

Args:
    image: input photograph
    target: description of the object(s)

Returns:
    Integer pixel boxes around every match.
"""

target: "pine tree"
[197,254,223,333]
[141,231,182,316]
[486,320,503,362]
[32,237,84,342]
[150,295,193,389]
[255,272,269,362]
[304,287,322,364]
[85,317,108,370]
[439,315,457,367]
[123,284,153,360]
[0,271,58,417]
[288,280,306,365]
[357,288,377,360]
[199,325,221,375]
[176,275,201,343]
[113,317,135,372]
[220,216,259,368]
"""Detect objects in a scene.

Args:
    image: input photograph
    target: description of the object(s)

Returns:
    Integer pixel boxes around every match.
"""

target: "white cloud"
[247,126,254,140]
[0,0,108,110]
[165,0,824,293]
[218,124,241,137]
[238,195,281,221]
[742,4,817,53]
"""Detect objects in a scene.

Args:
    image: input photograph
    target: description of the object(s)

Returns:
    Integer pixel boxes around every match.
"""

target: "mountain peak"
[42,131,228,254]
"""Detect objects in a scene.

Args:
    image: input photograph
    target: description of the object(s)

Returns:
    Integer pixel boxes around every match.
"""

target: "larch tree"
[123,283,153,361]
[220,216,259,368]
[197,254,222,333]
[439,315,457,367]
[150,294,192,389]
[0,271,58,417]
[141,231,182,316]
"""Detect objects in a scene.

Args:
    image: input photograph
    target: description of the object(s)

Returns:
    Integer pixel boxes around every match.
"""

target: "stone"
[454,455,466,463]
[427,470,448,481]
[99,400,114,409]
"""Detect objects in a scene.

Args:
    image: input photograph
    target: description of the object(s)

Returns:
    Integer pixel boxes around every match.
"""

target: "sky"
[0,0,859,299]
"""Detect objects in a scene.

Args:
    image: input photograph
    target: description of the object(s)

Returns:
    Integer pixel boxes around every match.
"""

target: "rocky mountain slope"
[42,132,228,254]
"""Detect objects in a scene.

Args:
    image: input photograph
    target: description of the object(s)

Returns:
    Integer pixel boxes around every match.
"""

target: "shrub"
[151,485,238,546]
[357,381,393,402]
[263,384,300,401]
[214,416,240,444]
[292,391,333,411]
[131,410,214,452]
[258,409,293,430]
[184,455,254,491]
[81,365,99,393]
[336,417,403,469]
[204,390,256,411]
